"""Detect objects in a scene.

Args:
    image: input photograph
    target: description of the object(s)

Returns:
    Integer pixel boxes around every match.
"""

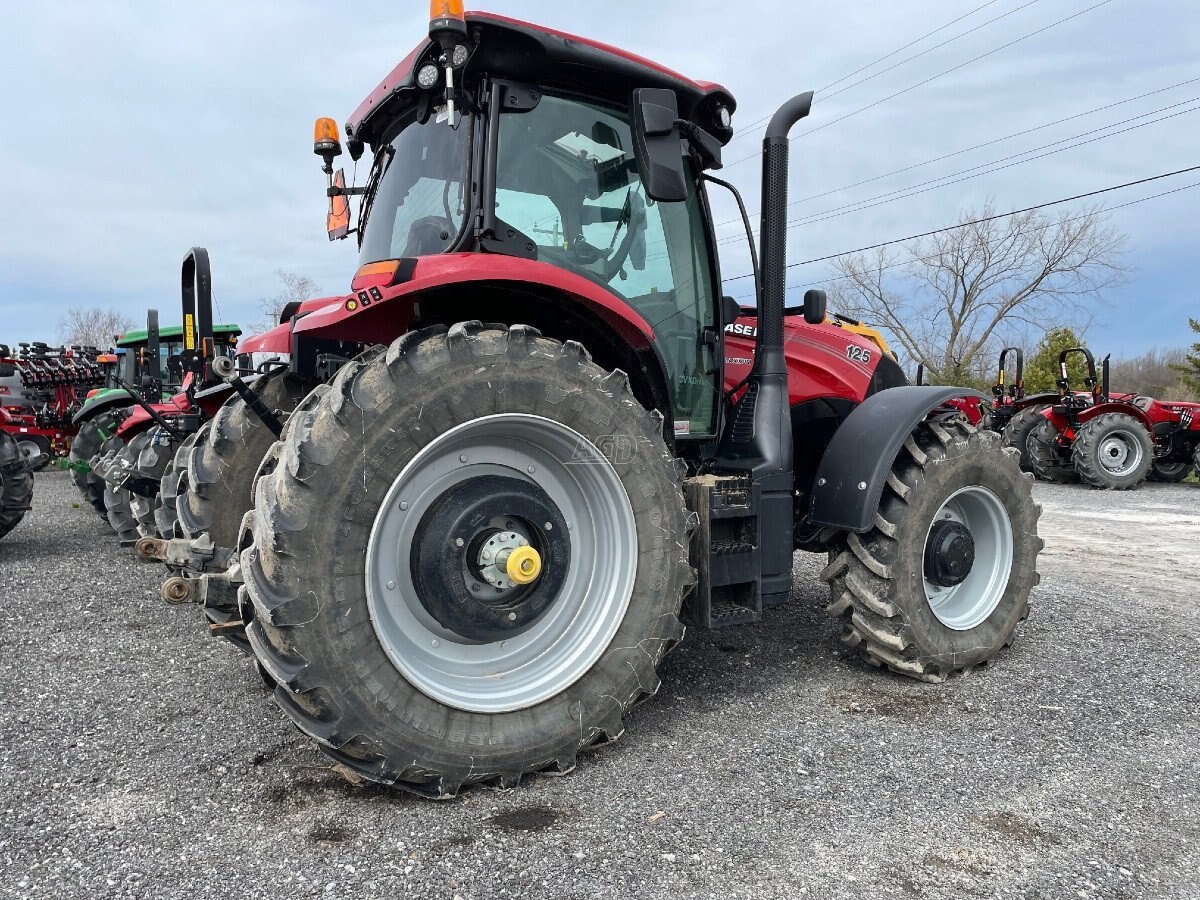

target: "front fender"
[72,392,134,426]
[807,386,986,532]
[1076,401,1155,432]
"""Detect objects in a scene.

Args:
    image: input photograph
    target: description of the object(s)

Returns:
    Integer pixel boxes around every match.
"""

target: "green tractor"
[67,315,241,524]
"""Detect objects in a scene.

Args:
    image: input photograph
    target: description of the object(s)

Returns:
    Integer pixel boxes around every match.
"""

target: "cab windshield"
[358,112,471,263]
[355,94,720,436]
[495,94,719,436]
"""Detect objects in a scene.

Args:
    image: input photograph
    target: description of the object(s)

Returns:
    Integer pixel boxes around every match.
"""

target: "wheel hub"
[924,519,976,587]
[366,413,639,713]
[1096,429,1144,476]
[410,475,569,643]
[921,486,1014,631]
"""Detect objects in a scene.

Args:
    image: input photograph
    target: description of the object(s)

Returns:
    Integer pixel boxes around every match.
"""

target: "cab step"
[684,474,762,629]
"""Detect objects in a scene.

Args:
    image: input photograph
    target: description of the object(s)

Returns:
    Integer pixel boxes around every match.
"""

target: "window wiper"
[357,146,396,242]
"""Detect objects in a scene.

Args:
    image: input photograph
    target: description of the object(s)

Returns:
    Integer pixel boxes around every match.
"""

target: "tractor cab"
[114,324,241,393]
[315,11,733,440]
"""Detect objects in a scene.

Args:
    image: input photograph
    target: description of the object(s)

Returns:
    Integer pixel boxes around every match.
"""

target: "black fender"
[807,386,986,532]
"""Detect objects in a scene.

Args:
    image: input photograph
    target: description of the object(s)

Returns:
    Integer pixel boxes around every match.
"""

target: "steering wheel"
[541,190,646,282]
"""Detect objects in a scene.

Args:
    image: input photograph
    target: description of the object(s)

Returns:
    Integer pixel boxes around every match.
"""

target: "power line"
[729,0,1011,141]
[714,75,1200,229]
[722,164,1200,282]
[716,97,1200,245]
[728,179,1200,301]
[724,0,1116,168]
[820,0,1042,103]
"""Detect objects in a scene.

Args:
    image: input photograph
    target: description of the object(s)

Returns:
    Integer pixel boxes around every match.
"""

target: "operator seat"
[403,216,454,257]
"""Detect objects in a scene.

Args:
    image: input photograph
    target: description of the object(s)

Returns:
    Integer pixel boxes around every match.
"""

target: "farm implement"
[0,343,113,471]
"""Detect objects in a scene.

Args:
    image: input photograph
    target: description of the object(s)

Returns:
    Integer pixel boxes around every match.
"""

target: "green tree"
[1022,327,1091,394]
[1170,318,1200,395]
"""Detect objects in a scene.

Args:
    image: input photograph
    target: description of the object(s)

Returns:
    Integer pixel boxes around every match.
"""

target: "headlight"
[417,63,440,89]
[452,43,470,68]
[716,105,732,130]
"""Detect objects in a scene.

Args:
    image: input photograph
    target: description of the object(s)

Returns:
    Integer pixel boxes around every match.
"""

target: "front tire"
[1147,459,1191,484]
[1072,412,1153,490]
[71,410,122,515]
[822,419,1041,681]
[154,428,202,541]
[243,323,693,796]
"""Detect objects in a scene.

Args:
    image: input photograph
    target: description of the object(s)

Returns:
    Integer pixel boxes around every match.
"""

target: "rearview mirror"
[802,289,827,325]
[327,169,351,241]
[721,295,741,326]
[631,88,687,203]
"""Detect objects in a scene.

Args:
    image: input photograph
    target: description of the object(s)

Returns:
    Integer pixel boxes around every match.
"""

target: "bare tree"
[258,269,321,332]
[57,306,136,349]
[1113,346,1198,401]
[828,204,1127,385]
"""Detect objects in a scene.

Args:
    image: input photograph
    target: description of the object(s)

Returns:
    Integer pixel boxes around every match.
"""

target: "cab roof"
[116,324,241,347]
[346,11,736,148]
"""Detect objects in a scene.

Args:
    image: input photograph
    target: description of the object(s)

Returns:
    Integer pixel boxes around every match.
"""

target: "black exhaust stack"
[715,91,813,608]
[181,247,215,386]
[143,309,163,403]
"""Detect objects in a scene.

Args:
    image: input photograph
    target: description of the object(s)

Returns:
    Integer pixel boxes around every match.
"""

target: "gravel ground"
[1,470,1198,900]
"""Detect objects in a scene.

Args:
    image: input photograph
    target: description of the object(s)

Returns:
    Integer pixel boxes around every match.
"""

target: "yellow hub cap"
[506,545,542,585]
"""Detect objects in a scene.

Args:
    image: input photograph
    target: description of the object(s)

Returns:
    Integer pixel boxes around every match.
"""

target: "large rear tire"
[1027,418,1079,484]
[823,419,1041,682]
[0,431,34,541]
[176,374,309,549]
[243,323,693,797]
[154,428,202,541]
[1000,404,1049,472]
[103,433,145,545]
[127,427,178,537]
[1072,412,1154,490]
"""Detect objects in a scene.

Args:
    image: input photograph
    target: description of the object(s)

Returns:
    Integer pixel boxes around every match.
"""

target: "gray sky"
[1,0,1196,355]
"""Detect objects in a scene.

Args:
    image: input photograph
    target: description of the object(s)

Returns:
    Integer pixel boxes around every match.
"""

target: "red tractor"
[158,5,1042,797]
[981,347,1061,472]
[1028,348,1197,489]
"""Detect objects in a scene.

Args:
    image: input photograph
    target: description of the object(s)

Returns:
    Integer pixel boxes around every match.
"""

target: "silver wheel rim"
[17,440,43,463]
[1097,429,1144,476]
[366,413,637,713]
[923,486,1014,631]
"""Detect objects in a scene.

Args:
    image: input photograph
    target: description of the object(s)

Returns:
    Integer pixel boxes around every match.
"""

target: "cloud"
[1,0,1196,355]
